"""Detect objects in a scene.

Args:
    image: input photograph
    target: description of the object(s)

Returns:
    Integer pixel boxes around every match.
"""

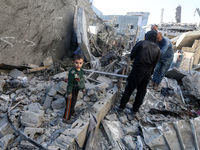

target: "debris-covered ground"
[1,1,200,150]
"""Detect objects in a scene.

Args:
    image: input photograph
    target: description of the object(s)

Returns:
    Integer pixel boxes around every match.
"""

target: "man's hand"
[67,94,72,99]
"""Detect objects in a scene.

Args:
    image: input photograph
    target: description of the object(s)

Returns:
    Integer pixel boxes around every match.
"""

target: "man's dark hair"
[73,53,84,61]
[145,30,157,43]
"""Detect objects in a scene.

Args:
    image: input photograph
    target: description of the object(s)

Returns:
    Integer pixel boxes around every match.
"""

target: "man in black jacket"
[118,30,160,114]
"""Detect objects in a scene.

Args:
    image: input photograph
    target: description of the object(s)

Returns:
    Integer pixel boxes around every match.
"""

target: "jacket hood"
[145,30,157,43]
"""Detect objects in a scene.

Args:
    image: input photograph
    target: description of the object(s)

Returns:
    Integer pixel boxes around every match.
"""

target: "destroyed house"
[100,12,149,40]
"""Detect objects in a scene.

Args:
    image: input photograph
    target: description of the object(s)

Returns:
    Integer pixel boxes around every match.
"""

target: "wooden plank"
[27,66,49,73]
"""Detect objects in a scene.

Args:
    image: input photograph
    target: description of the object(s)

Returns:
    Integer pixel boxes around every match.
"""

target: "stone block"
[71,118,89,147]
[0,134,15,150]
[9,69,25,79]
[43,95,53,110]
[123,126,139,136]
[24,127,44,139]
[36,83,45,91]
[43,56,53,66]
[51,98,66,110]
[182,75,200,99]
[0,117,14,138]
[53,71,68,79]
[28,102,43,113]
[0,94,10,102]
[93,88,117,128]
[123,135,136,150]
[0,79,5,92]
[48,88,57,97]
[20,111,45,127]
[54,81,68,95]
[119,115,128,124]
[105,114,118,121]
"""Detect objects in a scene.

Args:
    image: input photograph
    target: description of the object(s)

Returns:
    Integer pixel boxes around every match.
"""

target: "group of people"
[63,24,174,123]
[118,24,174,115]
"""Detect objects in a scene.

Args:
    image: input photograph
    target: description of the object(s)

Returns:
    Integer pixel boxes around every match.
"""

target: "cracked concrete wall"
[0,0,95,65]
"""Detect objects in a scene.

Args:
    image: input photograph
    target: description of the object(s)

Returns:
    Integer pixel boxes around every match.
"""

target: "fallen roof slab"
[176,30,200,50]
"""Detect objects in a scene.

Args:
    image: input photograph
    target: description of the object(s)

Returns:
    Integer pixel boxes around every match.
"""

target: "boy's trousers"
[64,90,79,120]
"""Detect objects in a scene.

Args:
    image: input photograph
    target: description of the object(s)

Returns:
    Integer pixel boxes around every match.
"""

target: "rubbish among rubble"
[161,87,175,97]
[148,108,181,118]
[7,77,28,88]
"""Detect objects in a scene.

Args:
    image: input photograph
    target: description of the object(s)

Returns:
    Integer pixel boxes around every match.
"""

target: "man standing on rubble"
[149,32,174,90]
[117,30,160,115]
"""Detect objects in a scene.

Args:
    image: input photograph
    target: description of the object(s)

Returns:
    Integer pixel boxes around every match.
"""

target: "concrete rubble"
[0,1,200,150]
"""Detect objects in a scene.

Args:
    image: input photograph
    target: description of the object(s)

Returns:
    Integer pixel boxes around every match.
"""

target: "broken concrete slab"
[24,127,44,139]
[166,67,187,81]
[77,7,92,62]
[51,98,66,110]
[123,135,136,150]
[159,123,181,150]
[176,30,200,50]
[182,40,200,53]
[20,111,45,127]
[182,74,200,100]
[93,87,117,128]
[105,114,118,121]
[0,134,15,150]
[43,96,53,110]
[9,69,25,79]
[101,120,125,149]
[53,71,68,80]
[123,126,139,136]
[175,120,196,149]
[54,81,68,95]
[48,88,57,97]
[0,117,14,138]
[179,52,194,71]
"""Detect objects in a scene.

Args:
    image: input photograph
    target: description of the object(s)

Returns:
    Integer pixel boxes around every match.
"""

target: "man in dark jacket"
[118,30,160,114]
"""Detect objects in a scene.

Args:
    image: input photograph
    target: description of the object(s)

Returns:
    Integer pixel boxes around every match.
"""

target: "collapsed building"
[1,1,200,150]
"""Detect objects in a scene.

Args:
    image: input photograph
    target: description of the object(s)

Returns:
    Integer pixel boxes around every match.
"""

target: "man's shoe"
[153,84,159,90]
[149,81,155,87]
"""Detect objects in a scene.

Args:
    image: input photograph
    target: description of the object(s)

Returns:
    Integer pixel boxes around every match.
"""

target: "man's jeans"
[152,58,173,85]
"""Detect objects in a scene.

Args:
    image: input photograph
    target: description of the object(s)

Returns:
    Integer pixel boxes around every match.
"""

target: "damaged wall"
[0,0,97,66]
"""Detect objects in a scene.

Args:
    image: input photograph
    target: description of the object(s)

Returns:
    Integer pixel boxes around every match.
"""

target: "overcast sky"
[93,0,200,25]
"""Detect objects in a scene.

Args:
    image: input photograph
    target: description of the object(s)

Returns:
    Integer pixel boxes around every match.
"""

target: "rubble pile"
[0,68,118,149]
[157,22,200,39]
